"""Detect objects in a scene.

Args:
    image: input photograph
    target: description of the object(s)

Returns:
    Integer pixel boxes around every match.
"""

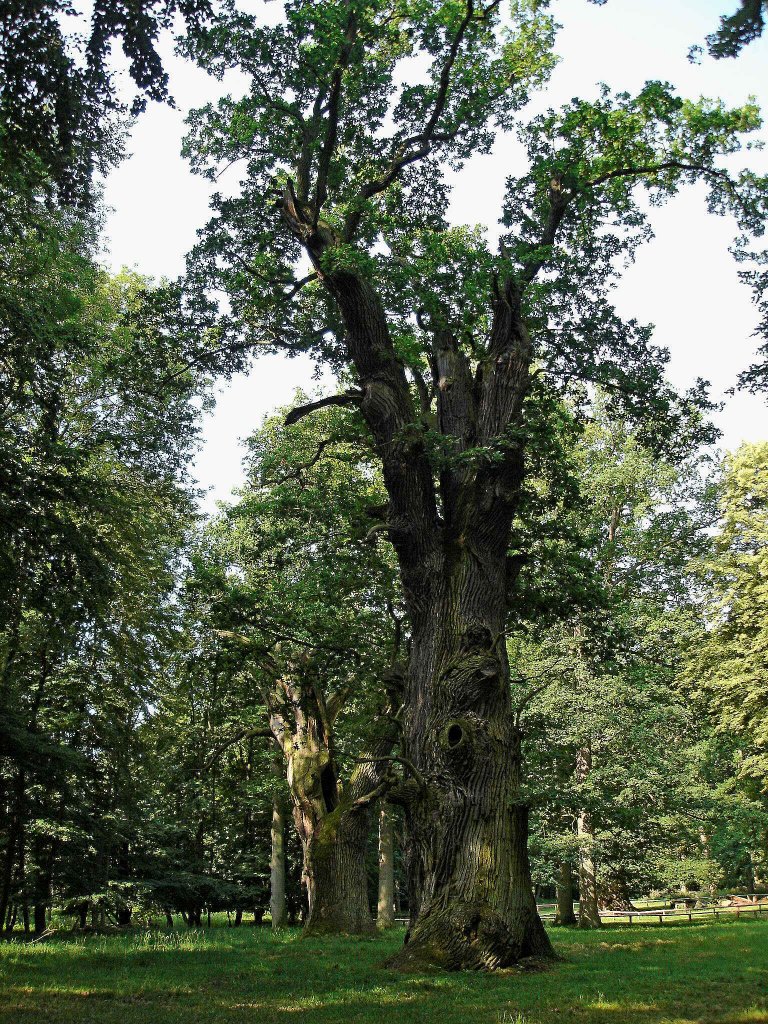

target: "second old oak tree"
[182,1,767,970]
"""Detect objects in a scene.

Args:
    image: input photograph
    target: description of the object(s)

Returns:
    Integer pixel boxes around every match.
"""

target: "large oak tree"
[181,0,767,969]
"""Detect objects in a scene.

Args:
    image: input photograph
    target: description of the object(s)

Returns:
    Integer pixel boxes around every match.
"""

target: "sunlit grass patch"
[731,1010,768,1022]
[130,929,212,951]
[1,919,767,1023]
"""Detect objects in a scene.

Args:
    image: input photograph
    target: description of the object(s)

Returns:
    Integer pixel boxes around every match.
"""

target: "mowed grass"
[2,918,767,1024]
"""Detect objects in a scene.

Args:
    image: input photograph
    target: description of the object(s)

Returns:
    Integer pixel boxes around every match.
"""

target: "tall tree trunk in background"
[556,862,577,925]
[31,836,53,934]
[267,669,399,935]
[576,746,601,929]
[599,867,637,912]
[14,781,28,933]
[270,752,288,929]
[699,832,717,898]
[116,840,132,925]
[33,902,47,933]
[577,809,600,928]
[377,803,395,929]
[0,842,13,931]
[752,840,768,891]
[0,772,24,930]
[746,853,756,895]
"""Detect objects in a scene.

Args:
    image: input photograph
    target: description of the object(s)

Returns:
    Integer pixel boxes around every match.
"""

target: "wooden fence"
[393,896,768,928]
[536,896,768,926]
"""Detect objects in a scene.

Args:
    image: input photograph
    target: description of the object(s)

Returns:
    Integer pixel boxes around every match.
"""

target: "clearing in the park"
[1,919,767,1024]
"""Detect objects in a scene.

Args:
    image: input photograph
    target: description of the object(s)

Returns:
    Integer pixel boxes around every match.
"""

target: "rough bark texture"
[377,803,395,929]
[281,175,556,969]
[266,665,399,935]
[270,752,288,929]
[302,799,375,935]
[576,746,601,929]
[555,862,577,925]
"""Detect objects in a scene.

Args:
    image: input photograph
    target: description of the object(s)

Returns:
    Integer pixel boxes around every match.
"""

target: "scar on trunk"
[440,718,473,753]
[320,764,338,811]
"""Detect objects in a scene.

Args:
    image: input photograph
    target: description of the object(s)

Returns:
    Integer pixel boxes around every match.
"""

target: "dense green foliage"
[520,409,768,906]
[0,158,213,928]
[0,0,211,204]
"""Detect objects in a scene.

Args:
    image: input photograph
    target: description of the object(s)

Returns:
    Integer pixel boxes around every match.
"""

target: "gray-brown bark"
[555,862,577,925]
[391,608,552,969]
[598,868,637,913]
[266,665,399,935]
[301,798,375,935]
[269,752,288,929]
[576,746,601,929]
[377,803,395,929]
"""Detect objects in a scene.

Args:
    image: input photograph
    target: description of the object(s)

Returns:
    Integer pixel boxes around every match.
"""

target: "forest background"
[2,0,768,976]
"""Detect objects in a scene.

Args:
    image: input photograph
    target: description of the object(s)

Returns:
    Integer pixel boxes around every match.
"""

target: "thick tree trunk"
[576,747,601,929]
[302,802,374,935]
[699,832,718,898]
[389,567,553,970]
[577,826,600,929]
[282,204,547,969]
[268,666,399,936]
[33,903,47,933]
[270,783,288,929]
[598,868,637,913]
[0,817,18,930]
[752,843,768,891]
[273,704,373,934]
[555,862,577,925]
[377,803,395,929]
[0,772,25,931]
[282,743,374,934]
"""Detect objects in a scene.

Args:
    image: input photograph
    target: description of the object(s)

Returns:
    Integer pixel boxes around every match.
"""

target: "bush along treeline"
[2,0,768,971]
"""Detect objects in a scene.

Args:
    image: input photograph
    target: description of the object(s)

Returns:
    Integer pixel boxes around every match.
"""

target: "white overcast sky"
[101,0,768,511]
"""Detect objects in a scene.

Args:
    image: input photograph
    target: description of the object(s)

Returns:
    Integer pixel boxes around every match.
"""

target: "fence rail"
[393,897,768,929]
[537,896,768,925]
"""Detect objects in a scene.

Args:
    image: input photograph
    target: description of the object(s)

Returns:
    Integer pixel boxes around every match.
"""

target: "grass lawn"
[1,918,767,1024]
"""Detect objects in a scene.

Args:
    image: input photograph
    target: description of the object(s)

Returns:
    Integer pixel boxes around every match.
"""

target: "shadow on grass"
[1,920,768,1024]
